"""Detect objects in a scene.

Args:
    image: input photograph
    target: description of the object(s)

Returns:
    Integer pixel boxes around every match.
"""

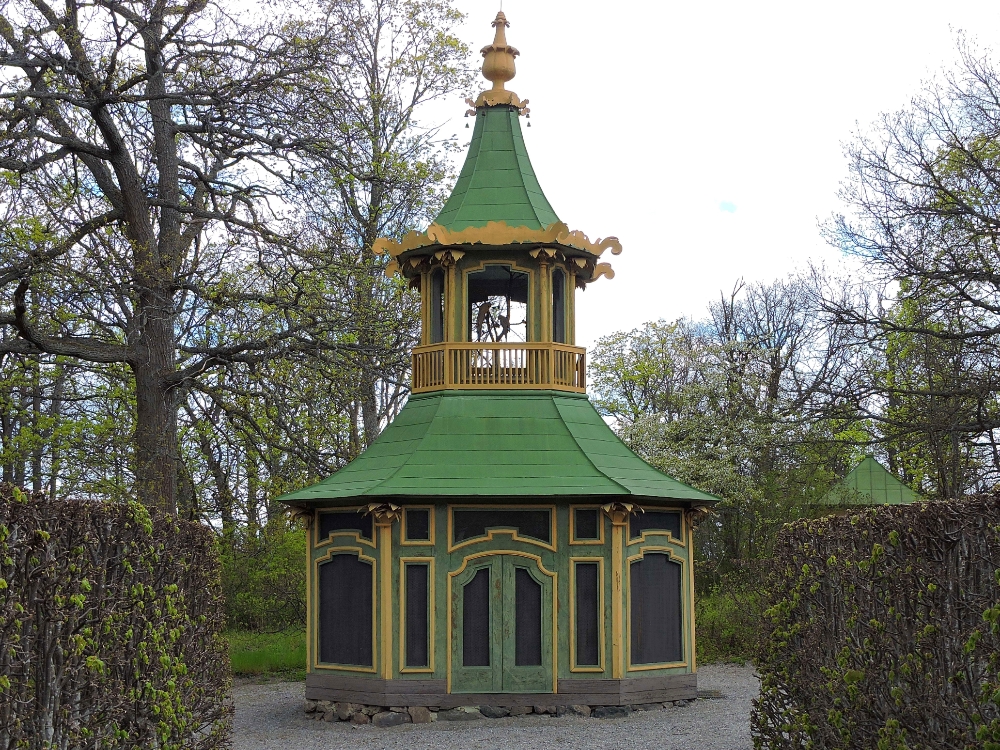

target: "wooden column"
[602,502,634,680]
[368,503,402,680]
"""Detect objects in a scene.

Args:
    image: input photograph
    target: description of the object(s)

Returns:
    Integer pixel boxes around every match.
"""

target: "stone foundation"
[303,698,696,725]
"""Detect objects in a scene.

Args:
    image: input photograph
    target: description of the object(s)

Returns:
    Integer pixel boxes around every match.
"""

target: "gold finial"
[473,11,529,111]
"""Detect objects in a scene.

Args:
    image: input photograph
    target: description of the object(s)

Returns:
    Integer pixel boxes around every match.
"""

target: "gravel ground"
[232,664,758,750]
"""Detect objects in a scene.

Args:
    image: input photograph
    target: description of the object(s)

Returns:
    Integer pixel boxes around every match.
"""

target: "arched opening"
[467,265,529,342]
[552,268,566,343]
[430,268,445,343]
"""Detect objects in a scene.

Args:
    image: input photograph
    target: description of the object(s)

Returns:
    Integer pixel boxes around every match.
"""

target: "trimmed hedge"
[0,487,231,749]
[753,496,1000,750]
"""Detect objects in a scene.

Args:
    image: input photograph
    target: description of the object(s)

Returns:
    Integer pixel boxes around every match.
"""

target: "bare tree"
[0,0,368,512]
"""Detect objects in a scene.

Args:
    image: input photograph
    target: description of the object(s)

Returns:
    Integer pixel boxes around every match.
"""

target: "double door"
[452,555,552,693]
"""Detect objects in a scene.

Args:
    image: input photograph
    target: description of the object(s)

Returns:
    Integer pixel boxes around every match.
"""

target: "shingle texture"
[277,391,718,505]
[433,106,560,231]
[818,455,921,506]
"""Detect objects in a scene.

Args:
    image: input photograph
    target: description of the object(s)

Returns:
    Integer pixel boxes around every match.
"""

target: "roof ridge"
[551,395,632,494]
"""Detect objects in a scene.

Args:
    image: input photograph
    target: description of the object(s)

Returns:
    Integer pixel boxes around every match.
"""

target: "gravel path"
[232,664,758,750]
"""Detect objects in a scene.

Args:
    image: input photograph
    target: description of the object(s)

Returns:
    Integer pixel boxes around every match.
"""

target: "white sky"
[428,0,1000,350]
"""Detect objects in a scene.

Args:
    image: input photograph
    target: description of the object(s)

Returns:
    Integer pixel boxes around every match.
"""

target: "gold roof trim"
[374,221,622,259]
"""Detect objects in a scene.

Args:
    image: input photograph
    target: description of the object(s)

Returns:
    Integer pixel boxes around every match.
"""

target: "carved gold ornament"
[373,220,621,284]
[365,502,403,526]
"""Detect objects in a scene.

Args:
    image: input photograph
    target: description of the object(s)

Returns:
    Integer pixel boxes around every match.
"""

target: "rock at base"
[304,699,318,714]
[438,706,484,721]
[408,706,433,724]
[479,705,510,718]
[532,705,557,715]
[632,702,662,712]
[592,705,632,719]
[334,702,355,721]
[508,706,533,716]
[556,705,591,717]
[350,712,370,725]
[373,711,410,728]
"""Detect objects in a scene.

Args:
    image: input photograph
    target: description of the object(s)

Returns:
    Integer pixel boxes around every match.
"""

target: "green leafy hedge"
[752,497,1000,749]
[0,486,231,749]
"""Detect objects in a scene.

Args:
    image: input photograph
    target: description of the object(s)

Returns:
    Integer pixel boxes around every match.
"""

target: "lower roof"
[277,390,719,507]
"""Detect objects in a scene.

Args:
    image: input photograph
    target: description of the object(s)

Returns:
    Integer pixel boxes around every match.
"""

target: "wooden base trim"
[304,673,697,706]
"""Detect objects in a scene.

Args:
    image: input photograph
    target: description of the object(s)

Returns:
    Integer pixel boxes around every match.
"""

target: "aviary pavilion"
[279,11,718,711]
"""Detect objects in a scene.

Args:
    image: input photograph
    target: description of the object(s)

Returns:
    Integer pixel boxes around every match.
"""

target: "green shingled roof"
[433,106,560,231]
[818,456,921,507]
[277,390,718,506]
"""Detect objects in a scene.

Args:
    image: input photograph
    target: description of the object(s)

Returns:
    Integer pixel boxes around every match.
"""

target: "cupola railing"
[411,342,586,394]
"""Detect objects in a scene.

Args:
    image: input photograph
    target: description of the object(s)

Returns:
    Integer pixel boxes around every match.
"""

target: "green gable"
[433,106,560,231]
[818,456,921,507]
[278,390,718,506]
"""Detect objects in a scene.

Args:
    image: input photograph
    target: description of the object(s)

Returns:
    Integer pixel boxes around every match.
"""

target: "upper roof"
[817,456,922,507]
[433,106,560,231]
[277,390,719,506]
[372,11,622,281]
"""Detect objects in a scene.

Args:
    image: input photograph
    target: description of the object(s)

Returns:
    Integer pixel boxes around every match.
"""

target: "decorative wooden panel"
[574,562,600,666]
[405,564,429,668]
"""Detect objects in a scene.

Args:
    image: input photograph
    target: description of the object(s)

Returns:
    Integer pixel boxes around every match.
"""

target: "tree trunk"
[132,297,177,514]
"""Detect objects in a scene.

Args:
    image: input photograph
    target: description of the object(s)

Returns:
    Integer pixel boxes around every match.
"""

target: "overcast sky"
[425,0,1000,349]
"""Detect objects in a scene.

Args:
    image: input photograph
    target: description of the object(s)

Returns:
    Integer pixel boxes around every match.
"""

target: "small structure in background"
[278,10,718,717]
[816,456,921,511]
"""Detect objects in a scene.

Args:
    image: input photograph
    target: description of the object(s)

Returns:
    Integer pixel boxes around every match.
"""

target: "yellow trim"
[540,257,551,343]
[460,258,537,342]
[447,504,557,553]
[687,512,698,673]
[568,504,605,545]
[305,511,314,670]
[378,522,393,679]
[400,505,436,546]
[311,545,378,673]
[314,507,376,549]
[447,550,559,694]
[624,545,689,672]
[610,515,625,679]
[568,556,606,673]
[398,557,436,674]
[626,507,687,547]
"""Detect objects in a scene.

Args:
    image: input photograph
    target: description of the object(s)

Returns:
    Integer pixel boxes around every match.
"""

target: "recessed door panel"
[452,555,552,693]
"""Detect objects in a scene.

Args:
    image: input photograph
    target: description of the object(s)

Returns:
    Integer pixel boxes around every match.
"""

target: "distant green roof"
[433,106,560,231]
[277,390,718,506]
[818,456,921,507]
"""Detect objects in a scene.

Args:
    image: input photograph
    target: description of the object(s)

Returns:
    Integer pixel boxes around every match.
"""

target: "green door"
[452,555,552,693]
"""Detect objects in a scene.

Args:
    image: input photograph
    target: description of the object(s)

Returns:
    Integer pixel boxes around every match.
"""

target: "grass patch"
[227,629,306,679]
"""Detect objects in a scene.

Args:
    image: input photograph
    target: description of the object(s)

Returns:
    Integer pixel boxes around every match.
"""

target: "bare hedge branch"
[752,497,1000,749]
[0,486,231,749]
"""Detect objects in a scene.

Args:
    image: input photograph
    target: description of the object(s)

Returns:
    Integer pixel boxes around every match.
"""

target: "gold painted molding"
[373,221,622,281]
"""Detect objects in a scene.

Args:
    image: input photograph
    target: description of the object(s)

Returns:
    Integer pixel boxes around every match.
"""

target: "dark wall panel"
[463,567,491,667]
[574,509,599,540]
[575,562,600,666]
[629,511,682,541]
[405,509,430,541]
[318,554,373,666]
[405,564,429,667]
[514,568,542,666]
[452,509,551,544]
[629,553,682,665]
[318,511,373,541]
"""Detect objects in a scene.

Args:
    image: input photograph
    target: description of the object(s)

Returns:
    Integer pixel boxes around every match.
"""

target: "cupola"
[375,11,621,394]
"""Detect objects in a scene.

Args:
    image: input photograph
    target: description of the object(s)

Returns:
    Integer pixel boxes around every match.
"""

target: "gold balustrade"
[411,342,586,394]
